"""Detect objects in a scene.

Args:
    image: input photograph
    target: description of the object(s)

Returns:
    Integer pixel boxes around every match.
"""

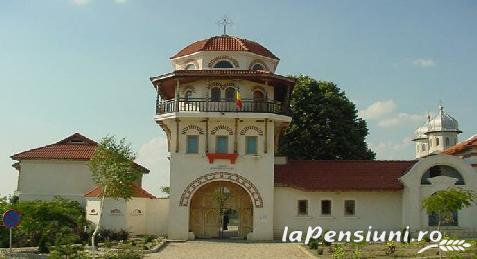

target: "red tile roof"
[274,160,418,191]
[11,133,149,173]
[84,184,156,199]
[171,35,279,60]
[442,135,477,155]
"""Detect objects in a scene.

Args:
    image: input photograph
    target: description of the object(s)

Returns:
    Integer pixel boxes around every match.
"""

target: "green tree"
[279,75,375,160]
[89,136,142,253]
[422,187,476,258]
[160,186,170,196]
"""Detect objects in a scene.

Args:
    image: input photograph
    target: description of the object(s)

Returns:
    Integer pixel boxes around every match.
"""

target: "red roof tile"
[171,35,279,60]
[442,135,477,155]
[274,160,418,191]
[84,184,156,199]
[11,133,149,173]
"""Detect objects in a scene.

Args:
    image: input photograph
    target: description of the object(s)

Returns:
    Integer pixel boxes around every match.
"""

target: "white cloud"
[73,0,91,5]
[369,136,414,160]
[413,58,436,67]
[377,113,426,128]
[359,100,396,120]
[135,137,170,197]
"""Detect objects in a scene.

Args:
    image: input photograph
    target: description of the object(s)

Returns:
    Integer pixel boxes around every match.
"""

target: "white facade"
[16,160,95,206]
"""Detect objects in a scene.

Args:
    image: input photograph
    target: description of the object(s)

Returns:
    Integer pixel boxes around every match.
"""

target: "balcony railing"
[156,98,288,115]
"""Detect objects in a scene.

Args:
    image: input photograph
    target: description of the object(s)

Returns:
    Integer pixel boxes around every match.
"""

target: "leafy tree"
[0,198,88,248]
[279,75,375,160]
[160,186,170,196]
[89,136,142,252]
[422,187,475,258]
[422,187,476,231]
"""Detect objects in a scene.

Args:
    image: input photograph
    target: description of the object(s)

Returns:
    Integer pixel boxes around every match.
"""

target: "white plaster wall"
[145,198,169,236]
[273,187,403,239]
[86,198,128,232]
[165,117,278,240]
[401,154,477,236]
[171,51,279,73]
[17,160,95,206]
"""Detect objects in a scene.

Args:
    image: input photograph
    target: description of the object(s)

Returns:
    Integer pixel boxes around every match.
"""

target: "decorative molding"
[182,59,199,70]
[206,153,239,164]
[208,81,236,90]
[210,125,234,135]
[181,124,205,135]
[179,172,264,208]
[240,125,264,136]
[208,56,240,68]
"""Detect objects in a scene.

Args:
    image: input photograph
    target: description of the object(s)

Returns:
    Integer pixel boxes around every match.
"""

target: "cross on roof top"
[217,16,233,36]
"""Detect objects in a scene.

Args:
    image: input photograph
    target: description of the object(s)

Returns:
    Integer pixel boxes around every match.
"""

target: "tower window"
[436,138,440,146]
[344,200,355,216]
[185,63,196,70]
[225,87,235,102]
[251,63,265,71]
[445,137,450,146]
[245,136,258,155]
[216,136,228,154]
[421,144,426,151]
[321,200,332,215]
[213,60,234,69]
[184,90,193,103]
[211,87,221,102]
[297,200,308,216]
[186,135,199,154]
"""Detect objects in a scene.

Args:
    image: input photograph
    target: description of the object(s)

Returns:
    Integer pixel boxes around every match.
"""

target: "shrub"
[332,244,346,259]
[308,238,319,250]
[143,235,156,244]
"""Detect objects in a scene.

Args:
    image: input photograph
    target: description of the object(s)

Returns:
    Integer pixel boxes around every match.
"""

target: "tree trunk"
[91,185,108,258]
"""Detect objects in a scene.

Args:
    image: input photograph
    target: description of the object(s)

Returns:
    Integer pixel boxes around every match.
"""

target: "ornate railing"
[156,98,287,115]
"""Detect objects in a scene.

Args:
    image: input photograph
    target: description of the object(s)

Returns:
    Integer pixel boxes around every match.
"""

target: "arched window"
[225,88,235,102]
[185,63,196,70]
[421,144,426,151]
[445,137,450,147]
[251,63,264,71]
[421,165,465,185]
[213,60,234,69]
[436,138,440,146]
[211,87,221,102]
[185,90,193,103]
[253,90,264,102]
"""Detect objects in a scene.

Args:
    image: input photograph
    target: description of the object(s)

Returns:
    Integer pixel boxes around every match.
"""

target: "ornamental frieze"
[240,125,264,136]
[210,125,234,135]
[181,124,205,135]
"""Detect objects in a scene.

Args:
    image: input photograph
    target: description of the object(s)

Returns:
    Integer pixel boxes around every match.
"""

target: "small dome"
[414,124,429,140]
[171,35,279,60]
[427,106,461,133]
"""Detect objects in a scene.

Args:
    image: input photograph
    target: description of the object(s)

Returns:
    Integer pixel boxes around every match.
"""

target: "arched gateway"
[189,181,253,239]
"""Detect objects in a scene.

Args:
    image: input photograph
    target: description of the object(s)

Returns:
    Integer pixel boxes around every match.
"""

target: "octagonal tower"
[149,35,294,240]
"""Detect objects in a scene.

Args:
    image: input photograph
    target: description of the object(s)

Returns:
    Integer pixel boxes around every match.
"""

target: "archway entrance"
[189,181,253,239]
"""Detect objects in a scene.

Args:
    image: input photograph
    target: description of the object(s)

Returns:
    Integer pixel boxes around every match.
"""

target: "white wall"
[17,160,95,206]
[273,187,403,239]
[86,198,170,236]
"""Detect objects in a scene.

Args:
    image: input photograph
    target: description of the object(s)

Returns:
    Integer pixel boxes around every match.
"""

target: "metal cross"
[217,16,233,35]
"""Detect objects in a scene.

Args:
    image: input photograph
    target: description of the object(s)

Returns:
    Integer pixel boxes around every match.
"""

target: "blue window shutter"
[216,136,228,154]
[186,135,198,154]
[246,136,257,154]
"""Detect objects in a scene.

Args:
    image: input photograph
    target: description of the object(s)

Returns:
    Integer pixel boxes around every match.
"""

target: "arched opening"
[213,60,234,69]
[251,63,264,71]
[420,165,465,185]
[184,90,193,103]
[211,87,221,102]
[189,181,253,239]
[185,63,196,70]
[253,90,265,112]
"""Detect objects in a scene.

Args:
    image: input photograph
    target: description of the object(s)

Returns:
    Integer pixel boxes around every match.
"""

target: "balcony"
[156,98,288,115]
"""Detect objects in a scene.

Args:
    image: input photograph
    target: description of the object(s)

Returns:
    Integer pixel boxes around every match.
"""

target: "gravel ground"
[146,240,312,259]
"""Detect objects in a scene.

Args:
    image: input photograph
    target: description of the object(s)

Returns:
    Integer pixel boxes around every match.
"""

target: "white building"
[10,35,477,240]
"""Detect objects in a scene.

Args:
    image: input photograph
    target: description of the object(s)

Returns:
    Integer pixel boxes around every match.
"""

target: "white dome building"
[413,105,462,158]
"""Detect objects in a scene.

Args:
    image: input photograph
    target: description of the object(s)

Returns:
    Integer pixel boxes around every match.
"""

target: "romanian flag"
[235,90,242,110]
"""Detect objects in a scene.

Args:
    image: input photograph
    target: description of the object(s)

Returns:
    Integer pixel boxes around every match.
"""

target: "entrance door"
[189,181,253,239]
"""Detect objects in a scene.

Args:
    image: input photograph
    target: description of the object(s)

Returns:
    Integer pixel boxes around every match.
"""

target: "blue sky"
[1,0,476,196]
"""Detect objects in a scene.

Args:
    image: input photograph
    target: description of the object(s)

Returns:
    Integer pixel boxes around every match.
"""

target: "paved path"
[146,240,312,259]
